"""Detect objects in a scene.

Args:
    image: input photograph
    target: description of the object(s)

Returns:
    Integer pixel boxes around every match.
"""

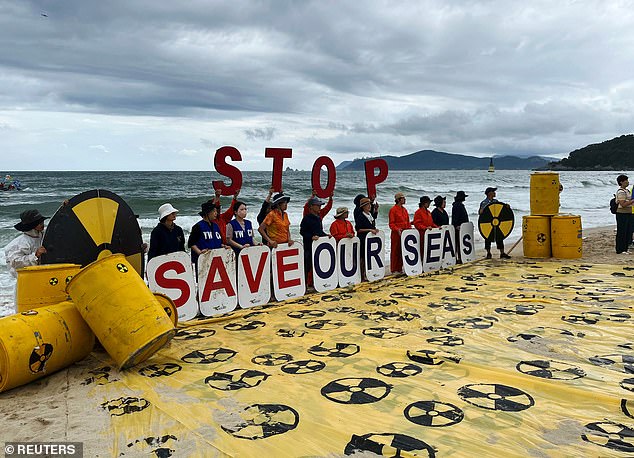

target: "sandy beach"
[0,223,631,456]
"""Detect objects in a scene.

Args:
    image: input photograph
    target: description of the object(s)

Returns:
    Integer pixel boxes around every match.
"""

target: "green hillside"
[547,134,634,169]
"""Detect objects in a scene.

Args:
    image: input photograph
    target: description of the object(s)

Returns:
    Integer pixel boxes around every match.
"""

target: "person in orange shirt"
[258,192,294,248]
[329,207,355,242]
[388,192,411,274]
[413,195,438,235]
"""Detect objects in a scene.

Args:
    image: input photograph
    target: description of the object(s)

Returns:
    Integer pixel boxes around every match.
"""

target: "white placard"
[459,222,476,263]
[146,251,199,321]
[364,231,386,282]
[440,224,457,268]
[422,228,443,273]
[237,245,271,308]
[400,229,422,276]
[197,248,237,317]
[271,243,306,301]
[312,237,338,292]
[338,236,361,287]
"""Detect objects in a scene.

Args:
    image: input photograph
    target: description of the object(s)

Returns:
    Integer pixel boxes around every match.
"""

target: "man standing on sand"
[479,187,511,259]
[615,174,633,254]
[300,197,328,286]
[388,192,411,274]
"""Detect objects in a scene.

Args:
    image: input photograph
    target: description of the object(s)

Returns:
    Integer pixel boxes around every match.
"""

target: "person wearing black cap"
[4,209,48,279]
[479,187,510,259]
[431,195,449,226]
[413,196,438,234]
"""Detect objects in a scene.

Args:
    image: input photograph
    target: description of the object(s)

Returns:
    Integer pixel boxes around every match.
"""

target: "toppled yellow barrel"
[0,301,95,393]
[153,292,178,327]
[67,254,175,370]
[16,263,81,312]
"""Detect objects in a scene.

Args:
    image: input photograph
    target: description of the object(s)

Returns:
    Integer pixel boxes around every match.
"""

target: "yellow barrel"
[153,293,178,327]
[66,254,175,370]
[530,172,560,216]
[522,216,551,258]
[551,214,582,259]
[16,264,82,312]
[0,301,95,393]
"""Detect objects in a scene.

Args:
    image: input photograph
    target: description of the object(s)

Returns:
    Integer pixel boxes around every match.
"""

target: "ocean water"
[0,169,630,316]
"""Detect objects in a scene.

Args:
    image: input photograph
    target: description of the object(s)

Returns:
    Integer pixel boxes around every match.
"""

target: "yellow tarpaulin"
[6,260,634,457]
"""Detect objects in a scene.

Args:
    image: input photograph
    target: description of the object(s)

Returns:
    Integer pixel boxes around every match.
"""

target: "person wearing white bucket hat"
[148,203,185,261]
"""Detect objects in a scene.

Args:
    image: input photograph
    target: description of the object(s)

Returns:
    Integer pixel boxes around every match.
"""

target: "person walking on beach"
[431,195,449,226]
[615,174,633,254]
[388,192,411,274]
[330,207,355,242]
[259,192,294,248]
[5,209,48,278]
[300,197,329,286]
[451,191,469,263]
[147,203,185,261]
[226,200,258,254]
[188,201,226,274]
[479,187,511,259]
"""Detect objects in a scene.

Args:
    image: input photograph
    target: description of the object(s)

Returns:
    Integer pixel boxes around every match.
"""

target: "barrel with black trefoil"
[522,216,551,258]
[0,301,95,393]
[66,254,175,370]
[530,172,560,216]
[15,263,82,312]
[551,214,582,259]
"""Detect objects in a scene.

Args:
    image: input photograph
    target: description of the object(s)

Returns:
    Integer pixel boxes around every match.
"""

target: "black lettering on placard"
[442,230,455,259]
[314,243,336,278]
[403,233,419,266]
[425,232,442,263]
[367,238,383,270]
[462,233,473,255]
[339,242,358,277]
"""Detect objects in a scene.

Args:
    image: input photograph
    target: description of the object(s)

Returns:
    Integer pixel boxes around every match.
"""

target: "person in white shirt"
[4,209,48,278]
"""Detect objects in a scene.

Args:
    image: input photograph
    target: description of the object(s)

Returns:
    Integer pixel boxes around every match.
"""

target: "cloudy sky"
[1,1,633,171]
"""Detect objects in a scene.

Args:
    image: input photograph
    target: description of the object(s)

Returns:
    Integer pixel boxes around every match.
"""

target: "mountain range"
[337,150,554,171]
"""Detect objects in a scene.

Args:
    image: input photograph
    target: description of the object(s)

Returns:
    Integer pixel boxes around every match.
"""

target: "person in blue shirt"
[188,201,226,271]
[226,200,258,254]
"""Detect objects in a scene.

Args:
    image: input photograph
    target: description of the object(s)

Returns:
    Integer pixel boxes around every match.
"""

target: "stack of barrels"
[0,255,177,393]
[523,172,582,259]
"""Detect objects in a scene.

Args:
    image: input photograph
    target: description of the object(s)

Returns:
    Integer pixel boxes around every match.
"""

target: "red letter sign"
[213,146,243,196]
[364,158,388,199]
[311,156,336,198]
[265,147,292,191]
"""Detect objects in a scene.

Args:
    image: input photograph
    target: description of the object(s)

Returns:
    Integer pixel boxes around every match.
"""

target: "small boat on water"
[488,158,495,173]
[0,175,24,191]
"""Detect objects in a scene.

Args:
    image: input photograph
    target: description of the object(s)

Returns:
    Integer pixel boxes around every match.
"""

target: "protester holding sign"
[259,192,294,248]
[147,203,185,261]
[388,192,411,274]
[431,195,449,226]
[300,197,329,286]
[451,191,469,264]
[479,187,511,259]
[330,207,355,242]
[188,201,226,272]
[257,187,275,225]
[413,196,438,235]
[226,200,258,254]
[303,189,333,219]
[211,188,239,243]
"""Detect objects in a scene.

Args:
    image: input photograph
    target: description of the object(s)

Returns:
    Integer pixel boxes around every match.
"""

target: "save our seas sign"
[147,223,475,321]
